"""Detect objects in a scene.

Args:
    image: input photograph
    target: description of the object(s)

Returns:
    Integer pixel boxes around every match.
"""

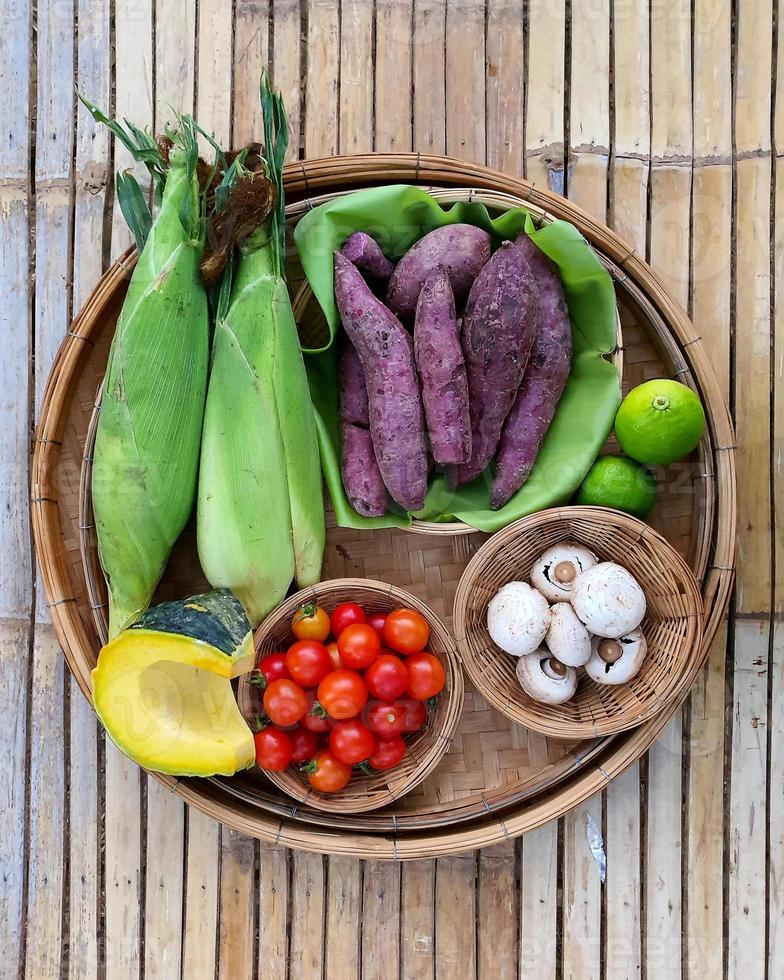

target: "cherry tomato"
[304,749,352,793]
[263,678,308,727]
[383,608,430,654]
[285,640,331,687]
[330,602,366,637]
[405,652,445,700]
[318,669,368,720]
[337,623,381,670]
[291,603,331,642]
[326,641,343,670]
[301,689,331,733]
[329,719,376,765]
[402,698,427,733]
[250,652,289,689]
[364,653,408,700]
[366,735,405,772]
[253,727,293,771]
[366,611,387,635]
[365,700,406,739]
[288,726,319,763]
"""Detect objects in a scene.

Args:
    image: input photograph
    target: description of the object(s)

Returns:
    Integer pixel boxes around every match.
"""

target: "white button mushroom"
[544,602,592,667]
[570,562,646,638]
[516,651,578,704]
[487,581,551,657]
[584,629,647,685]
[530,541,598,603]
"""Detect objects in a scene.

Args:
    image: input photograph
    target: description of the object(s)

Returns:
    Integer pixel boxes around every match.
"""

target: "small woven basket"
[453,507,703,739]
[237,578,464,813]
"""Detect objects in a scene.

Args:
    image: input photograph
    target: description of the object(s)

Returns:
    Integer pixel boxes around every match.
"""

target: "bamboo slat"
[324,857,361,980]
[154,0,196,121]
[445,0,484,163]
[143,785,184,980]
[562,798,602,980]
[232,0,269,145]
[435,855,477,974]
[362,863,403,979]
[520,821,558,980]
[289,852,326,976]
[477,843,518,979]
[217,829,255,979]
[180,809,219,980]
[605,766,641,980]
[375,0,413,153]
[412,0,446,154]
[271,0,302,160]
[305,0,339,157]
[686,3,733,975]
[257,842,290,980]
[400,861,436,980]
[196,0,233,149]
[25,2,74,974]
[525,0,565,191]
[486,0,524,176]
[339,0,374,153]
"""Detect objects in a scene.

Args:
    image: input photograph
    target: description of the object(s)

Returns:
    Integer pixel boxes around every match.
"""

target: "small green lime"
[575,455,657,518]
[615,379,706,465]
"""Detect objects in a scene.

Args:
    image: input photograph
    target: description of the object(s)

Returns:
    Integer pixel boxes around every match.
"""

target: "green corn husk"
[197,73,324,625]
[90,114,210,638]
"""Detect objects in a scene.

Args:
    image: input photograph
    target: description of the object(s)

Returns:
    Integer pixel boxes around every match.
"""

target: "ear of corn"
[91,117,210,638]
[197,234,296,625]
[197,73,324,625]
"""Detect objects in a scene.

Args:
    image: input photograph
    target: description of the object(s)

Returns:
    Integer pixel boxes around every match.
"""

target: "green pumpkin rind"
[127,588,251,658]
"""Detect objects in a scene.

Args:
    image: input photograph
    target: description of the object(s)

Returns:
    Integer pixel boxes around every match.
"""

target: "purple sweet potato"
[456,237,540,485]
[386,224,492,321]
[333,251,428,511]
[414,268,471,464]
[340,232,395,282]
[490,237,572,508]
[339,344,388,517]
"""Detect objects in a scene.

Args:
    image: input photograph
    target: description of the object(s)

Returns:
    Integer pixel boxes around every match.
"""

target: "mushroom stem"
[597,638,623,664]
[553,561,576,584]
[543,658,568,679]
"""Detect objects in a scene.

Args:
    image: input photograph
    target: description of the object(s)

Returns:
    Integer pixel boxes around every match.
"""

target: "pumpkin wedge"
[92,589,255,777]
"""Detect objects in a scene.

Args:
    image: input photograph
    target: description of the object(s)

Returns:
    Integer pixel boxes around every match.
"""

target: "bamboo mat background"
[0,0,779,977]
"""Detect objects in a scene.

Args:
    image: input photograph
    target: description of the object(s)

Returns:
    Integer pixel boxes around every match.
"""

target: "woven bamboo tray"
[32,153,735,858]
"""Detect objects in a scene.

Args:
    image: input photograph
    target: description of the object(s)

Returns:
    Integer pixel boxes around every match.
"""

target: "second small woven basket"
[238,578,464,813]
[453,507,704,739]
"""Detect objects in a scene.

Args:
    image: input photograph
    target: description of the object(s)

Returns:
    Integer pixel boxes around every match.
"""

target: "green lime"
[614,379,706,465]
[575,455,657,518]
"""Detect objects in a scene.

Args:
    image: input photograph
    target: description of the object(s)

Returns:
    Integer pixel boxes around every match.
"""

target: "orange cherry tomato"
[291,603,331,642]
[382,608,430,655]
[326,641,343,670]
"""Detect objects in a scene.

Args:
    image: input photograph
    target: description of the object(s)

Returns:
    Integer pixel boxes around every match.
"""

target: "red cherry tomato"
[304,749,352,793]
[291,603,331,642]
[253,727,293,771]
[318,669,368,720]
[301,689,331,733]
[405,652,445,700]
[251,652,289,688]
[405,698,428,732]
[285,640,331,687]
[337,623,381,670]
[364,653,409,700]
[366,735,405,771]
[326,641,343,670]
[366,611,387,635]
[382,608,430,654]
[330,602,366,637]
[288,726,319,764]
[365,700,406,739]
[263,678,308,727]
[329,719,376,766]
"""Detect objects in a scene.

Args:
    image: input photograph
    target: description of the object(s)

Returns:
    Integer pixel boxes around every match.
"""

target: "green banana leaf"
[294,184,621,533]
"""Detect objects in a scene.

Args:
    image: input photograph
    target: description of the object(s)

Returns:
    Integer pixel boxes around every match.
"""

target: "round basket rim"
[453,506,705,739]
[31,151,736,859]
[238,578,464,813]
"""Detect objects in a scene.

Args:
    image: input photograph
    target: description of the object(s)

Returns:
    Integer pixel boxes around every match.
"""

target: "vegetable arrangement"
[487,542,649,705]
[295,185,621,532]
[250,601,445,792]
